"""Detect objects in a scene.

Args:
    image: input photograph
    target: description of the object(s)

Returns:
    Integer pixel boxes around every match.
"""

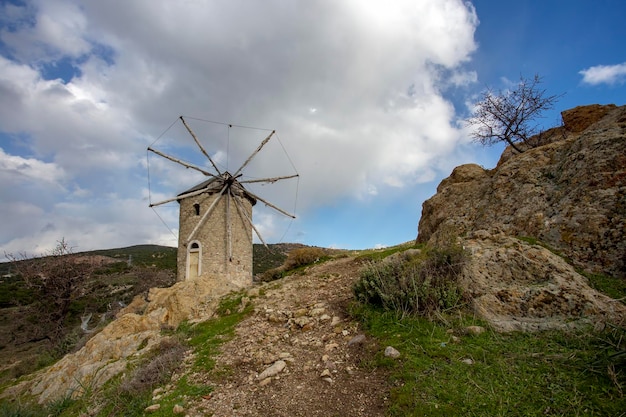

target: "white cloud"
[0,147,67,186]
[0,0,480,254]
[580,62,626,85]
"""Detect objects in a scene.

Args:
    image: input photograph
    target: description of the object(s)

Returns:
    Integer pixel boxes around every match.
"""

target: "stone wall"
[177,191,254,289]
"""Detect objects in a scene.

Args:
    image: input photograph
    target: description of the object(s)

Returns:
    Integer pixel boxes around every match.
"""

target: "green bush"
[283,247,327,270]
[119,338,187,396]
[353,244,468,317]
[259,247,328,282]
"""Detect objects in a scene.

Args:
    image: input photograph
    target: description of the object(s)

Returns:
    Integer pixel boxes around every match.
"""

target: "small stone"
[451,336,461,343]
[310,307,326,317]
[319,314,331,322]
[257,360,287,380]
[322,377,333,384]
[279,352,292,359]
[325,342,339,351]
[294,316,311,327]
[331,316,342,326]
[466,326,486,335]
[152,387,164,396]
[384,346,401,359]
[321,354,330,362]
[145,404,161,413]
[173,404,185,414]
[341,330,349,336]
[259,377,273,386]
[347,334,366,346]
[268,313,283,323]
[320,369,332,378]
[461,358,474,365]
[294,308,308,317]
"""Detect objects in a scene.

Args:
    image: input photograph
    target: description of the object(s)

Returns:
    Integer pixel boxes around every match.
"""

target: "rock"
[416,104,626,278]
[347,334,366,346]
[461,358,474,365]
[173,404,185,414]
[460,233,626,332]
[293,316,312,328]
[257,360,286,380]
[320,369,332,378]
[145,404,161,413]
[330,316,342,326]
[465,326,486,335]
[325,342,339,351]
[561,104,616,133]
[259,377,273,387]
[310,307,326,317]
[384,346,401,359]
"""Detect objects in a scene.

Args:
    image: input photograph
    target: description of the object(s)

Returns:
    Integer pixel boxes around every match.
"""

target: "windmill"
[147,116,298,288]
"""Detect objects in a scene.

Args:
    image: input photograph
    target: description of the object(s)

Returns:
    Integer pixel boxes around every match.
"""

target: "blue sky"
[0,0,624,254]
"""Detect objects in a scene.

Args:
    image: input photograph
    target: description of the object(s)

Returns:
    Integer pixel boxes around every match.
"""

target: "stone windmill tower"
[148,117,298,289]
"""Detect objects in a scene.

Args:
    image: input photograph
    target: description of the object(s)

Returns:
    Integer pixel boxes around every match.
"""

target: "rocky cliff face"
[418,104,626,279]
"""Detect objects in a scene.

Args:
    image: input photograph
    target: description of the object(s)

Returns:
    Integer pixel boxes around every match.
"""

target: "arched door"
[187,241,201,280]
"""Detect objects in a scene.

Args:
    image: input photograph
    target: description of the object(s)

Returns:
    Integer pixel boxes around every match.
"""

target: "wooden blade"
[149,185,218,207]
[239,174,299,184]
[148,147,215,177]
[233,183,295,219]
[232,130,275,178]
[232,192,269,249]
[180,116,222,175]
[226,189,233,261]
[186,184,228,244]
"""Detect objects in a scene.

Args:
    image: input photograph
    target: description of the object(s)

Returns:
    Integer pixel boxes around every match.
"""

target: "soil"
[182,256,392,416]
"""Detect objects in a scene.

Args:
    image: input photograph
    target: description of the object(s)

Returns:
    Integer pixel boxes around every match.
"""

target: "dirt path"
[185,257,391,416]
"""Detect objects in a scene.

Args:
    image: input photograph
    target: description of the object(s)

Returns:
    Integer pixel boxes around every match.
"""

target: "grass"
[351,303,626,416]
[0,291,254,417]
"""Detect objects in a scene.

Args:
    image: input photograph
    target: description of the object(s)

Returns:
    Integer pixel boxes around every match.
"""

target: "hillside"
[1,104,625,415]
[0,243,303,388]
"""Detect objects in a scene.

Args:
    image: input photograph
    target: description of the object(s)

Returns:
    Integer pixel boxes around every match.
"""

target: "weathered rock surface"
[3,275,227,403]
[461,230,626,332]
[418,104,626,278]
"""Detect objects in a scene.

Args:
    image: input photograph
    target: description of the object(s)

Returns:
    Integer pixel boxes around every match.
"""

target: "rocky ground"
[179,256,391,416]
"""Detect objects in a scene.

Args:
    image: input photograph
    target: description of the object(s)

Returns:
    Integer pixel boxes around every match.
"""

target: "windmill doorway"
[187,241,202,280]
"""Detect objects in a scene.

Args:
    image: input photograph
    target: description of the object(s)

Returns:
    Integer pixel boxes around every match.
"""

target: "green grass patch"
[581,272,626,303]
[351,303,626,416]
[517,236,626,303]
[355,242,423,263]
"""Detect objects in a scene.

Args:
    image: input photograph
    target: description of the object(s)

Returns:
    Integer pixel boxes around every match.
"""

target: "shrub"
[119,337,187,396]
[283,247,327,270]
[353,243,468,317]
[259,247,327,282]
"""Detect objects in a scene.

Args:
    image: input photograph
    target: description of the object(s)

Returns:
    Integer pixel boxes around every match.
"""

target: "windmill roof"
[177,174,257,206]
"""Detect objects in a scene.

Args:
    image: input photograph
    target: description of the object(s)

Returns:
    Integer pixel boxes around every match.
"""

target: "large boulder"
[460,231,625,332]
[418,104,626,278]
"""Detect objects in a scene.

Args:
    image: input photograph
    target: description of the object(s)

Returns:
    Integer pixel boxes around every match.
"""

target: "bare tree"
[466,74,562,153]
[6,238,97,343]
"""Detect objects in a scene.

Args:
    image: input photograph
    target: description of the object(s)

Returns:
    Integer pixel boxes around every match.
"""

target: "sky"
[0,0,625,255]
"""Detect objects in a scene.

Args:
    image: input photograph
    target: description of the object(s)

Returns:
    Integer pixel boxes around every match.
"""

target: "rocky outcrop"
[461,230,625,332]
[3,275,232,404]
[418,104,626,278]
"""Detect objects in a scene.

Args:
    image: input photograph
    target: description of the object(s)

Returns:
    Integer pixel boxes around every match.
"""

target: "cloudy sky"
[1,0,625,255]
